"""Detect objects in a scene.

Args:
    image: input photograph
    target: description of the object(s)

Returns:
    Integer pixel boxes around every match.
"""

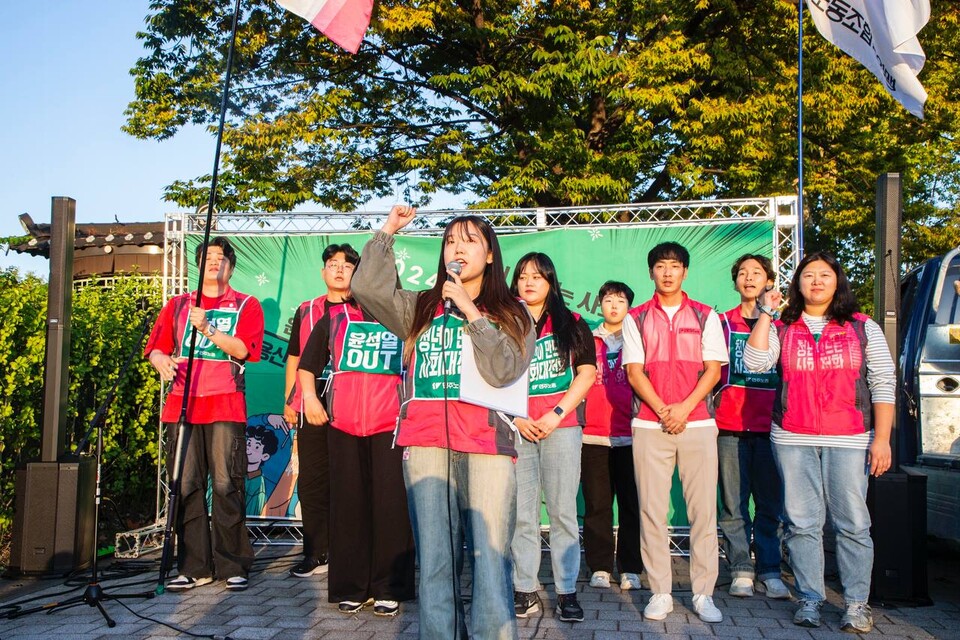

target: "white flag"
[805,0,930,118]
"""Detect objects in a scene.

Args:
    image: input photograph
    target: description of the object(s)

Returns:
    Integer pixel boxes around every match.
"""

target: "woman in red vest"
[745,252,894,633]
[509,252,596,624]
[352,205,534,640]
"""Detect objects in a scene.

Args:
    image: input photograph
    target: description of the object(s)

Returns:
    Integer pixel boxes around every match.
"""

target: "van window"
[934,256,960,325]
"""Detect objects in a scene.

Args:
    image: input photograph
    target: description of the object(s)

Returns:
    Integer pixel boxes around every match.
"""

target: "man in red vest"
[146,237,264,592]
[282,243,358,578]
[622,242,727,624]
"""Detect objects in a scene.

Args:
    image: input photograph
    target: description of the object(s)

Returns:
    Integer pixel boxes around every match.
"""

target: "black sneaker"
[556,593,584,622]
[290,556,328,578]
[514,590,540,618]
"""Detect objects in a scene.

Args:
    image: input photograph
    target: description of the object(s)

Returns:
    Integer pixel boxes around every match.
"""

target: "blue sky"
[0,2,466,278]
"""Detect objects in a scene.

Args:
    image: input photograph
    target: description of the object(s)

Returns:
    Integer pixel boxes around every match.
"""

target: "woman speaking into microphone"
[352,205,535,640]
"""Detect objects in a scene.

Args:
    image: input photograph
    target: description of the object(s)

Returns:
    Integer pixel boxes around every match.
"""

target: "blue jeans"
[772,442,873,603]
[717,434,784,581]
[403,446,518,640]
[512,426,582,595]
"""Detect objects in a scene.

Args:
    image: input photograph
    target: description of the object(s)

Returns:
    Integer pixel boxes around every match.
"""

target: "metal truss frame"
[115,196,799,558]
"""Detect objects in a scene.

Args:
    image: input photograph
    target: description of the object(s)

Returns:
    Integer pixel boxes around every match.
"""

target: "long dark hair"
[780,251,859,325]
[509,252,588,365]
[407,216,531,361]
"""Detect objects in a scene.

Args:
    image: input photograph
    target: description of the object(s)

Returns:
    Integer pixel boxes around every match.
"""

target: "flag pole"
[156,0,244,596]
[797,0,806,258]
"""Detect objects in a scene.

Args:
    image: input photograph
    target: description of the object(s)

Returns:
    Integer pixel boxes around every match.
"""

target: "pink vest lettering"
[776,314,871,435]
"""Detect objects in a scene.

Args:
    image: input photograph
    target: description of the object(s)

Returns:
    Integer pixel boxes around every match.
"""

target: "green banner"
[185,220,773,523]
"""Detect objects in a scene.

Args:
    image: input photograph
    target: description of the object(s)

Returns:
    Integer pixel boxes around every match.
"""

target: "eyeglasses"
[325,262,355,272]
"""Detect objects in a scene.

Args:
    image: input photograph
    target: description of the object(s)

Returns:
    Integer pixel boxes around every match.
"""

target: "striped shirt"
[742,313,895,449]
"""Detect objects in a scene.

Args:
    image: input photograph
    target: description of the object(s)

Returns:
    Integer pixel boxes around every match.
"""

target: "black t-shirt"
[535,312,596,370]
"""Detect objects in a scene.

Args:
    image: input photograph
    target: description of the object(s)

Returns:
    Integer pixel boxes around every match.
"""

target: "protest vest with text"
[775,313,872,436]
[171,288,253,397]
[713,307,780,433]
[527,313,581,427]
[398,306,517,456]
[326,302,403,437]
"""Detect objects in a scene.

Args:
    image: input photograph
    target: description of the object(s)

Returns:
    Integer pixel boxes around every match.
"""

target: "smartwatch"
[205,323,218,338]
[757,303,781,321]
[552,406,564,417]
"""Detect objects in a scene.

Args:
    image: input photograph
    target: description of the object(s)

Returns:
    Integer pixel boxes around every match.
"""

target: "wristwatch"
[205,323,218,338]
[552,406,564,417]
[757,303,781,321]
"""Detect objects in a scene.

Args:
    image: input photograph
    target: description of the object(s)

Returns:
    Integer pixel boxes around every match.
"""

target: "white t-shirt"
[622,303,728,429]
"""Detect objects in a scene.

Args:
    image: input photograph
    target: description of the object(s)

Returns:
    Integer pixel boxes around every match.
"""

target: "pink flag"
[277,0,373,54]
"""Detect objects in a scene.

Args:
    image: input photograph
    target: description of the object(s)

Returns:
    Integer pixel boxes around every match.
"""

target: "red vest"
[775,313,871,435]
[325,302,402,437]
[628,294,713,422]
[287,295,326,413]
[527,313,583,427]
[583,334,633,439]
[714,307,780,433]
[397,306,517,456]
[169,288,254,397]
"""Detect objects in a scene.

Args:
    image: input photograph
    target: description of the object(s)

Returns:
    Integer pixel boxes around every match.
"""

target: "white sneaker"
[692,594,723,623]
[620,572,642,591]
[589,570,611,588]
[762,577,791,599]
[729,576,754,597]
[643,593,674,620]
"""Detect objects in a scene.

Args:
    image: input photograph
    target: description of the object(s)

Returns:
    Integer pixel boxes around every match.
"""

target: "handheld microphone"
[443,261,462,319]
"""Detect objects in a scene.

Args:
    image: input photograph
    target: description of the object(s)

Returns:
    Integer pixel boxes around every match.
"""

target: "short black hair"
[730,254,776,284]
[322,243,360,265]
[195,237,236,268]
[246,425,279,456]
[647,242,689,269]
[598,280,635,306]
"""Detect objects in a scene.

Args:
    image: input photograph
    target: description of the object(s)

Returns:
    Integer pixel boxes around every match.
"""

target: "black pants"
[327,428,416,603]
[580,443,643,575]
[296,418,330,561]
[165,421,253,579]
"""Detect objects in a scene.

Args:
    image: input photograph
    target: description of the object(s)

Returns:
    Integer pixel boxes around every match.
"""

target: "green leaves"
[0,273,163,545]
[126,0,960,305]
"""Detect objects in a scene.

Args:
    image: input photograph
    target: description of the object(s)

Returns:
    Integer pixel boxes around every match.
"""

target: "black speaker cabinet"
[867,468,932,605]
[9,458,96,575]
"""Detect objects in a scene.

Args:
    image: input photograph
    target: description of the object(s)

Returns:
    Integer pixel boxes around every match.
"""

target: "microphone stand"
[3,308,157,627]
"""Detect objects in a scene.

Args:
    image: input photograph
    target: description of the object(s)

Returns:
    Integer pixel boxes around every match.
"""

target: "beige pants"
[633,425,719,596]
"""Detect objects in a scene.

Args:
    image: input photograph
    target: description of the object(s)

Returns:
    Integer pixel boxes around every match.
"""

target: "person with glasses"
[294,243,416,616]
[283,244,356,580]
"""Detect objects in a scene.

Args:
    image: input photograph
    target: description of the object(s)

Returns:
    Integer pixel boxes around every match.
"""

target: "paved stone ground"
[1,544,957,639]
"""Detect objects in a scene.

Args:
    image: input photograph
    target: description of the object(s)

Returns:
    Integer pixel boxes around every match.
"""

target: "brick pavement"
[1,545,957,639]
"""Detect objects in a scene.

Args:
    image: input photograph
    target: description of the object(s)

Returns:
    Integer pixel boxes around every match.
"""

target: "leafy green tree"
[0,270,162,554]
[125,0,960,298]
